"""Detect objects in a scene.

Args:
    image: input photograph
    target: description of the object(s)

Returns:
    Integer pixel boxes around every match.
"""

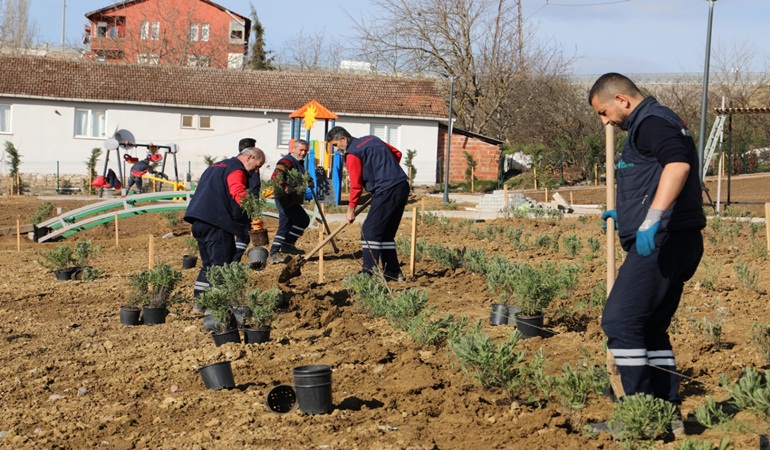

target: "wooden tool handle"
[300,198,372,261]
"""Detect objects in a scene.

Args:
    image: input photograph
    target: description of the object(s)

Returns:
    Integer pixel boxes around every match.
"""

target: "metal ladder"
[701,114,726,180]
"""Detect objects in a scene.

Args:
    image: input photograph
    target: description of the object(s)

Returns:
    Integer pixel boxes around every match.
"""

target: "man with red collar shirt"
[184,147,265,300]
[269,139,311,263]
[326,126,409,281]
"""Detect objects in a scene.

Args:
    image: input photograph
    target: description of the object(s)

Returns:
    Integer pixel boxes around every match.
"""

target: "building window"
[201,24,210,41]
[229,21,244,42]
[96,22,108,37]
[75,109,106,138]
[137,53,160,64]
[140,21,148,40]
[227,53,244,69]
[187,55,210,67]
[190,24,198,41]
[371,124,399,147]
[151,21,160,40]
[0,105,10,133]
[181,114,212,130]
[277,120,291,146]
[181,115,194,128]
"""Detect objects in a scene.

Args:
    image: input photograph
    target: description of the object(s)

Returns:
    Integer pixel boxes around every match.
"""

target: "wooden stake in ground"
[470,167,475,193]
[604,123,624,400]
[410,206,417,278]
[765,202,770,256]
[148,234,154,268]
[569,191,574,205]
[545,187,549,203]
[16,218,20,252]
[114,214,119,247]
[504,183,509,206]
[318,215,324,284]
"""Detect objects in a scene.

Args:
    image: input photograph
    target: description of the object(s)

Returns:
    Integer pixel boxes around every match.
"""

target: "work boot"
[270,253,290,264]
[280,243,305,255]
[669,406,686,438]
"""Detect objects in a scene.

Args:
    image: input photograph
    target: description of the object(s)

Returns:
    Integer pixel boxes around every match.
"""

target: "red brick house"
[437,124,503,183]
[83,0,250,69]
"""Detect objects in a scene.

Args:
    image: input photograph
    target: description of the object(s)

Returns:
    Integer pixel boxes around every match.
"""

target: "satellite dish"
[104,138,119,151]
[114,129,136,147]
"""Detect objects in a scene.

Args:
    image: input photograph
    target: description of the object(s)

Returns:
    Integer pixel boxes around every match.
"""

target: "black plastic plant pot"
[211,328,241,347]
[70,267,85,280]
[182,255,198,270]
[230,306,252,329]
[243,327,271,344]
[265,384,298,414]
[247,247,268,271]
[53,267,77,281]
[514,312,544,339]
[199,361,235,390]
[119,306,141,326]
[293,364,333,415]
[489,304,510,326]
[142,306,167,326]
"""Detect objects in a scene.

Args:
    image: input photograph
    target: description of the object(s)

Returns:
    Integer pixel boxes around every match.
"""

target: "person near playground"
[589,72,705,433]
[268,139,312,263]
[233,137,262,262]
[325,126,409,281]
[184,147,265,300]
[125,155,154,194]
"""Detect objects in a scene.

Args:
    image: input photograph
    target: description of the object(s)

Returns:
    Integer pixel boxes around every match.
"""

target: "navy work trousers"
[360,180,409,275]
[191,220,236,298]
[602,228,703,403]
[270,201,310,253]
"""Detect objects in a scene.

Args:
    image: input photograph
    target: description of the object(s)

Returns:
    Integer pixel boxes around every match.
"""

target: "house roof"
[439,123,503,145]
[85,0,249,22]
[0,55,447,120]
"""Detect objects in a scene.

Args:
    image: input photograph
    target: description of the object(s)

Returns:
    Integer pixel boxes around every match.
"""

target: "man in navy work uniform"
[233,137,262,262]
[326,126,409,282]
[184,147,265,300]
[589,73,705,435]
[269,139,311,263]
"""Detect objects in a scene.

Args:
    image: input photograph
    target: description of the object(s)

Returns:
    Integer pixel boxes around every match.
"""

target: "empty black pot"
[182,255,198,269]
[211,328,241,347]
[293,364,333,415]
[244,327,271,344]
[265,384,297,414]
[119,307,141,326]
[489,304,510,326]
[199,361,235,390]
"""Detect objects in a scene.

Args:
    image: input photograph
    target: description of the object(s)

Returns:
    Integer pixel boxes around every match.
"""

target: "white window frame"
[201,23,210,41]
[277,119,291,146]
[139,21,148,40]
[151,21,160,40]
[229,21,245,42]
[370,123,400,147]
[190,24,199,41]
[181,114,194,128]
[0,104,11,134]
[227,53,244,69]
[198,115,212,130]
[74,108,106,138]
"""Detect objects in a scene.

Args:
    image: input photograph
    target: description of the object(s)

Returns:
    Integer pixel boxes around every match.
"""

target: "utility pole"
[517,0,523,64]
[61,0,67,50]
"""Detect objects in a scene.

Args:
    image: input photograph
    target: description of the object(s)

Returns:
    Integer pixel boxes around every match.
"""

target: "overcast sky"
[30,0,770,75]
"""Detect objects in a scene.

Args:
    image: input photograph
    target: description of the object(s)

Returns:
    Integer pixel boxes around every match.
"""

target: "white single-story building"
[0,54,448,187]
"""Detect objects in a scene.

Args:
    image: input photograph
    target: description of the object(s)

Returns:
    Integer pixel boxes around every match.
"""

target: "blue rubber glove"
[304,187,313,201]
[636,209,663,256]
[600,210,618,232]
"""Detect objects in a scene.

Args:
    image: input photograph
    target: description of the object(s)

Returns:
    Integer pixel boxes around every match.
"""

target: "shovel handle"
[300,197,372,261]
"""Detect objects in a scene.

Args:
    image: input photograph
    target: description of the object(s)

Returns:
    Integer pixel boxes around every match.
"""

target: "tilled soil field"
[0,174,768,449]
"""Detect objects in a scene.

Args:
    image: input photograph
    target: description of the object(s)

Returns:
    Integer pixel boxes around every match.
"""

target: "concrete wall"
[0,98,441,187]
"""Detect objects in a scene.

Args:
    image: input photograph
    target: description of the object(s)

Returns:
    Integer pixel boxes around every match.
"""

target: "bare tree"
[0,0,37,50]
[348,0,571,141]
[274,28,345,71]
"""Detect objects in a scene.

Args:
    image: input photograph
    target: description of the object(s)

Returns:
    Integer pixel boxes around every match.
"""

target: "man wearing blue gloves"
[590,73,705,434]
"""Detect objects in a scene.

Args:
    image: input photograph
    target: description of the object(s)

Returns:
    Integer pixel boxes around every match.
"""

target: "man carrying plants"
[268,139,312,263]
[589,73,705,435]
[326,126,409,282]
[184,146,266,301]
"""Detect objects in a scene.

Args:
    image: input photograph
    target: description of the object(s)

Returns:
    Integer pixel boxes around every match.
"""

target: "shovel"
[279,198,372,283]
[310,188,339,253]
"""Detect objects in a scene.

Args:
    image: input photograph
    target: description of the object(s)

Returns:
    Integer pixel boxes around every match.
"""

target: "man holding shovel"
[589,73,705,435]
[326,126,409,281]
[269,139,312,263]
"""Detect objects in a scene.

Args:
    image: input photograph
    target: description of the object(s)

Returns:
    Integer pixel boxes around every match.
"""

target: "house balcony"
[89,37,123,52]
